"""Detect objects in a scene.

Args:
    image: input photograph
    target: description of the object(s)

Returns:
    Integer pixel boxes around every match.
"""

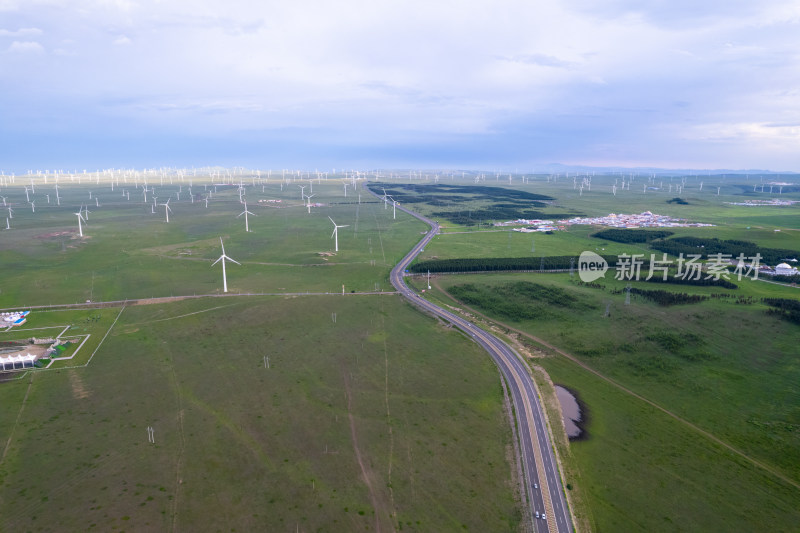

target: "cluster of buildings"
[559,211,714,228]
[497,212,713,231]
[763,261,800,277]
[2,310,30,327]
[495,219,563,232]
[726,199,799,207]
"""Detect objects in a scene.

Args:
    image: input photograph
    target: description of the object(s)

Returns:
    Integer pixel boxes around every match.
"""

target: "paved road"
[382,195,573,533]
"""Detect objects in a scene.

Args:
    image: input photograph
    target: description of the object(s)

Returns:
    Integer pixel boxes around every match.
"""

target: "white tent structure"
[0,353,36,371]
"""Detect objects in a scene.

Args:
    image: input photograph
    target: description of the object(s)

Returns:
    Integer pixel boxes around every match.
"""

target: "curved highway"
[380,192,573,533]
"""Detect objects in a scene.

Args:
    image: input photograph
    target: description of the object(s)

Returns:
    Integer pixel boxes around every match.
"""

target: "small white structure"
[775,263,799,276]
[0,353,36,371]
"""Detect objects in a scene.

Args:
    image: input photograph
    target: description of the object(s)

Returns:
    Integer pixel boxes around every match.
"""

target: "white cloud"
[0,27,42,37]
[0,0,798,169]
[6,40,44,53]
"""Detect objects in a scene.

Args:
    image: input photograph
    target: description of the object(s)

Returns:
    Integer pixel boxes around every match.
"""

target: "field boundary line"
[84,306,126,366]
[1,373,34,465]
[131,303,237,325]
[431,279,800,492]
[51,333,90,361]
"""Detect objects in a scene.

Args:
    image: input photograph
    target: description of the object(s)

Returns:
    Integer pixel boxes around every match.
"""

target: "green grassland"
[0,295,520,532]
[0,181,426,307]
[409,272,800,530]
[3,172,799,531]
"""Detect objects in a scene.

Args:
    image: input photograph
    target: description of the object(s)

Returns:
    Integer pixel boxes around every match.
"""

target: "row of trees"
[410,255,618,273]
[648,236,798,265]
[763,298,800,325]
[643,273,738,289]
[592,228,674,243]
[628,288,708,306]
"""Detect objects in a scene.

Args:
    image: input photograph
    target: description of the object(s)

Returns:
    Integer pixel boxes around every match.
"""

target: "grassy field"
[0,181,426,307]
[408,272,800,530]
[0,295,521,532]
[3,172,799,531]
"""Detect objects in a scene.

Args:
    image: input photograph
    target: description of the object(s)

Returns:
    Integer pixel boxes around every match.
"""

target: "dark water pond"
[554,385,583,439]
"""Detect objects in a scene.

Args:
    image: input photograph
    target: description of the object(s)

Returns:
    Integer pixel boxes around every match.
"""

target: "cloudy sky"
[1,0,798,172]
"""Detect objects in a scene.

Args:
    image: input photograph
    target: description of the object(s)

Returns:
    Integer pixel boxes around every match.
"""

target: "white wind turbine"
[8,207,13,219]
[29,201,35,213]
[83,205,91,220]
[237,200,255,232]
[305,194,315,214]
[160,198,172,222]
[212,237,240,293]
[74,208,86,237]
[328,216,349,252]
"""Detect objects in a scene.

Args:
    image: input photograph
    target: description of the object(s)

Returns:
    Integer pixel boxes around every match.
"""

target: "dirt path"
[170,364,186,533]
[1,374,34,465]
[379,309,397,527]
[431,278,800,491]
[342,370,394,533]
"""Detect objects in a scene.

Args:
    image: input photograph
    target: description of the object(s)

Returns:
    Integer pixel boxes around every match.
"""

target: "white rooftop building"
[0,353,36,371]
[775,263,799,276]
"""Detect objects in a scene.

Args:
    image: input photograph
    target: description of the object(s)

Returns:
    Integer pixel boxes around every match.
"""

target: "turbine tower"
[328,216,349,252]
[159,199,172,223]
[74,209,86,237]
[237,200,256,232]
[212,237,240,293]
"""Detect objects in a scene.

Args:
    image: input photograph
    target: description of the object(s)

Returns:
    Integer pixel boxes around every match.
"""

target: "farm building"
[0,353,36,371]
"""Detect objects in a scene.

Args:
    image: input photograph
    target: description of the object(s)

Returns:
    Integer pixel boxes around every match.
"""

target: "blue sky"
[1,0,798,172]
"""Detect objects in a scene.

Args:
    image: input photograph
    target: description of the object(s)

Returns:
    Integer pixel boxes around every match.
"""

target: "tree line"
[648,236,799,265]
[763,298,800,325]
[410,255,618,273]
[592,228,674,243]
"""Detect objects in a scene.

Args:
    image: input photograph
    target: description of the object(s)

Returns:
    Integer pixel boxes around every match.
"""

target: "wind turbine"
[0,196,6,206]
[74,209,86,237]
[298,185,306,199]
[30,201,35,213]
[305,194,315,214]
[328,216,349,252]
[4,217,8,230]
[212,237,240,293]
[8,207,13,219]
[237,200,255,232]
[160,198,172,222]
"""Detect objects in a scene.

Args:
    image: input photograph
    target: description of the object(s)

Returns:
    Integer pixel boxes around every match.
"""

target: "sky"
[0,0,798,172]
